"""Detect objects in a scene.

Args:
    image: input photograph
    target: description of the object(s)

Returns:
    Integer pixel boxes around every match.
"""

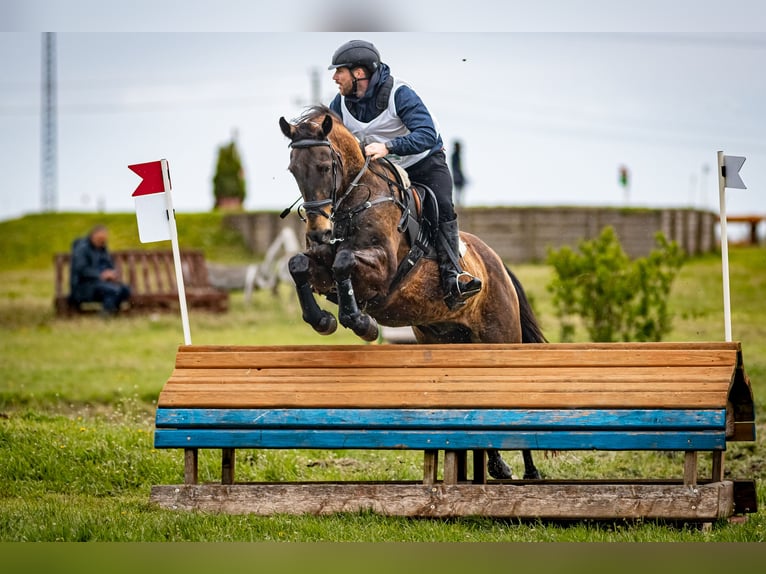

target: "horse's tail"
[506,266,547,344]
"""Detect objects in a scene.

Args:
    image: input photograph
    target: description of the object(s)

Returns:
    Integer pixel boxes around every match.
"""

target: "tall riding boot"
[436,218,482,310]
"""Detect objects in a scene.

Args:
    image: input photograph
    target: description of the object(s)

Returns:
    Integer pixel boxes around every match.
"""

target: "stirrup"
[455,272,482,299]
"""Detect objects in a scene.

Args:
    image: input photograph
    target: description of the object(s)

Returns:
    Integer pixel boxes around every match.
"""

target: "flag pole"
[161,159,192,345]
[716,150,732,342]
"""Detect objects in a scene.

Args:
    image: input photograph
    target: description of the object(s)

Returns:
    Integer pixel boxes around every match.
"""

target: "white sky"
[1,2,765,223]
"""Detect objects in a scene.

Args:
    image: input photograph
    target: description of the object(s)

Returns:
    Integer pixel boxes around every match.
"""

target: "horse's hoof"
[487,455,513,480]
[359,318,379,342]
[315,312,337,335]
[523,469,542,480]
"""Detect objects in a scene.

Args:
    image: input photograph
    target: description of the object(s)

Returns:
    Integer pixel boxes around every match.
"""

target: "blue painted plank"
[155,408,725,431]
[153,429,726,451]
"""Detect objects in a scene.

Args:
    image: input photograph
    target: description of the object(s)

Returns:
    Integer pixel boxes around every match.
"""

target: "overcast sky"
[1,2,765,225]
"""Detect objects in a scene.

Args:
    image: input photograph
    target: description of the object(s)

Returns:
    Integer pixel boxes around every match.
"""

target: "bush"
[546,226,685,342]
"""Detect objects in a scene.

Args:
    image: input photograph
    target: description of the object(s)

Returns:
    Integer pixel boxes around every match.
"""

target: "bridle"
[288,138,342,223]
[288,135,407,244]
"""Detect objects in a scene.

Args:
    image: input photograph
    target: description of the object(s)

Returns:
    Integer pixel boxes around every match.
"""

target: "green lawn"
[0,213,764,543]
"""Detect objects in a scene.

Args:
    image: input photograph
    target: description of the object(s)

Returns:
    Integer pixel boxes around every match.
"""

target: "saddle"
[377,158,439,289]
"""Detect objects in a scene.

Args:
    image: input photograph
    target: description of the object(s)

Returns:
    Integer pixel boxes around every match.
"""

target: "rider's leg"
[435,217,482,310]
[407,151,482,310]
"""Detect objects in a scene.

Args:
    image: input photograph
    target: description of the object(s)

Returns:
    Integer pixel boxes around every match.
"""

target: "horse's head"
[279,109,340,247]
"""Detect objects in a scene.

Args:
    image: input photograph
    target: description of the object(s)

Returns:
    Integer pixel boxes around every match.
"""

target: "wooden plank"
[156,389,729,409]
[165,365,735,385]
[149,481,735,520]
[173,345,740,370]
[155,408,726,431]
[153,429,726,451]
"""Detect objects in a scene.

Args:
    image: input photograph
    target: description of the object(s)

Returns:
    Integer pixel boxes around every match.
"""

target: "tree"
[212,136,246,210]
[546,226,685,342]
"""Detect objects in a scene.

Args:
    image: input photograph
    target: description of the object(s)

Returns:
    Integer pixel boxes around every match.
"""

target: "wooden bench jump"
[54,249,229,315]
[151,342,757,521]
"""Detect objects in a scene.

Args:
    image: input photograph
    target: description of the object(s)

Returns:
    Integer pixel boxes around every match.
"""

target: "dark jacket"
[329,62,443,159]
[69,236,116,303]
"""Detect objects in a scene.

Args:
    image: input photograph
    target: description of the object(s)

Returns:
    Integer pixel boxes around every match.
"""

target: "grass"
[0,213,764,544]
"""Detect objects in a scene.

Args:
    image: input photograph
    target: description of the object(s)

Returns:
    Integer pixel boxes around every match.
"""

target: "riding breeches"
[405,150,456,224]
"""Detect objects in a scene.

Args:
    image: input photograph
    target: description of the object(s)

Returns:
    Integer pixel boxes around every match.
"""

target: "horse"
[279,105,547,480]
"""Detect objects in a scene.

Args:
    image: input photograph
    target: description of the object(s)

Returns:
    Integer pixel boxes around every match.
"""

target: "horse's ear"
[322,114,334,137]
[279,116,294,139]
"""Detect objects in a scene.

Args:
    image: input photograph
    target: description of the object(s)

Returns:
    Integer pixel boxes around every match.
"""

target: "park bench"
[54,249,229,316]
[150,342,757,521]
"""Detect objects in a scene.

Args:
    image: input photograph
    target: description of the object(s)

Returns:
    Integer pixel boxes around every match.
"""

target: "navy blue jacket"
[329,63,443,159]
[69,236,116,303]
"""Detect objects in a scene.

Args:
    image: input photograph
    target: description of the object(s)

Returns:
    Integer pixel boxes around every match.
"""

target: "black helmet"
[328,40,380,73]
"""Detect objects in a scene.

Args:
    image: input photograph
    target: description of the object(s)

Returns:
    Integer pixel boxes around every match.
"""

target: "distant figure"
[70,224,131,316]
[450,140,467,208]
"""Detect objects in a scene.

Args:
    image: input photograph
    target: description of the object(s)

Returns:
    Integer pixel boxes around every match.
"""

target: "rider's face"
[332,67,354,96]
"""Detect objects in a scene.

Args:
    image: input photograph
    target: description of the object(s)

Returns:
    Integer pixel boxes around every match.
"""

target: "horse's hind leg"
[332,250,379,342]
[487,449,541,480]
[288,253,337,335]
[522,450,541,479]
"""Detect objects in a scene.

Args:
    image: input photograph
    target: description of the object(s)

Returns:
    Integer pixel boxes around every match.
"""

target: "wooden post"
[184,448,198,485]
[222,448,236,485]
[423,450,438,485]
[443,451,459,485]
[684,451,698,486]
[711,452,725,482]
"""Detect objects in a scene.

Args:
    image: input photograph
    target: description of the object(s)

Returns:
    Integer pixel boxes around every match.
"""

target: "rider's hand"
[364,142,389,160]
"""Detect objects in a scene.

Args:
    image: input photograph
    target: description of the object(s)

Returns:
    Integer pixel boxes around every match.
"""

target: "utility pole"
[310,67,321,104]
[41,32,57,212]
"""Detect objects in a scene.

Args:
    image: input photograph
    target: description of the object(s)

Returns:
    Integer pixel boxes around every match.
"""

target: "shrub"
[546,226,685,342]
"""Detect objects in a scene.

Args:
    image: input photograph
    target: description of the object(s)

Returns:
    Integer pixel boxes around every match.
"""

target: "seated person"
[70,224,131,315]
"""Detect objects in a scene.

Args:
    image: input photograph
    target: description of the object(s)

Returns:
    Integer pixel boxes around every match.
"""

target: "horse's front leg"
[288,252,337,335]
[332,249,379,342]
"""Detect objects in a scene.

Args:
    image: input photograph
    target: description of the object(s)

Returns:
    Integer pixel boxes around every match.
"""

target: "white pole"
[716,150,732,342]
[161,159,192,345]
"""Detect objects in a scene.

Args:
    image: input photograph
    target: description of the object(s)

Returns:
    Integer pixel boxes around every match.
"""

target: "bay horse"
[279,105,547,480]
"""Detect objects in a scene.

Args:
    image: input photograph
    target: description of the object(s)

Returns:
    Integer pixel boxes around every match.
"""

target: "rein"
[288,136,408,240]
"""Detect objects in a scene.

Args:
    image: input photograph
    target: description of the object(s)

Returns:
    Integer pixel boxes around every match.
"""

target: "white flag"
[723,155,747,189]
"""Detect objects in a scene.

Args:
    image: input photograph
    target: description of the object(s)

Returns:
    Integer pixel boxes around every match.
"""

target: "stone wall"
[224,207,718,263]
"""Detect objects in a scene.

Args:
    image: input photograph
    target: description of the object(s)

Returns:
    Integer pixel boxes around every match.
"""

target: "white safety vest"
[340,78,438,169]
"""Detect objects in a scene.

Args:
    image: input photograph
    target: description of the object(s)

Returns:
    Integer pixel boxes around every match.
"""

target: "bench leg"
[222,448,236,485]
[184,448,198,485]
[443,451,459,485]
[423,450,439,485]
[711,451,725,482]
[683,451,698,487]
[473,449,487,484]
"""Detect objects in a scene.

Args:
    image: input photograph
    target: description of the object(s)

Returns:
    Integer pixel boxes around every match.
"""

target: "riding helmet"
[328,40,380,73]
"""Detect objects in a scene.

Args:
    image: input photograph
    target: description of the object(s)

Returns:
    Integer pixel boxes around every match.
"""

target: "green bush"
[546,226,685,342]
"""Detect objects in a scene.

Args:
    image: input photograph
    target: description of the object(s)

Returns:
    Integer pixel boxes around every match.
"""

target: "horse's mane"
[295,105,365,172]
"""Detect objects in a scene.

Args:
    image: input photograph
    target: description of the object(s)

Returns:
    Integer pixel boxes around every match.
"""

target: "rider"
[327,39,482,310]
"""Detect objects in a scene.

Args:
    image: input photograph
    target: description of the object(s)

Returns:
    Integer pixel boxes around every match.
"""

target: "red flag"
[129,160,167,196]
